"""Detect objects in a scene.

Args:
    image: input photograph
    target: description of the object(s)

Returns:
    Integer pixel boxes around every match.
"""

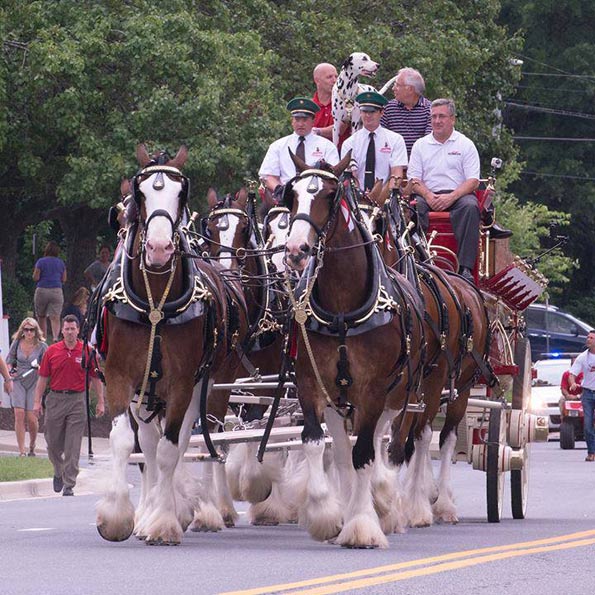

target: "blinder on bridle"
[282,168,341,239]
[203,195,252,258]
[131,151,191,232]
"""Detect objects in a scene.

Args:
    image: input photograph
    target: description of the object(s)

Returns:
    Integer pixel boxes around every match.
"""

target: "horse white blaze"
[217,215,241,270]
[285,176,317,269]
[139,174,182,267]
[268,214,289,272]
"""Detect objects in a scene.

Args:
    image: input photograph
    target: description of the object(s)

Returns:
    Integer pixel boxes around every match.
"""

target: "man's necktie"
[364,132,375,190]
[296,136,306,173]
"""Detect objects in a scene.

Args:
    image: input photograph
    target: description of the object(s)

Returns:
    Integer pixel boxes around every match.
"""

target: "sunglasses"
[23,328,36,332]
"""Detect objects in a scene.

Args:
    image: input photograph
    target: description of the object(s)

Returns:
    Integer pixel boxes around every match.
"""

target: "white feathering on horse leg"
[299,440,342,542]
[96,413,136,542]
[225,443,245,501]
[404,424,435,528]
[372,410,406,534]
[189,461,225,532]
[213,459,239,528]
[432,430,459,524]
[239,443,275,504]
[335,464,389,549]
[142,437,184,544]
[324,408,355,505]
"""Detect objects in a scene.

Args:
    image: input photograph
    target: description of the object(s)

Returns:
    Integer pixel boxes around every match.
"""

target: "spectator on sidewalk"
[33,241,66,342]
[84,244,111,291]
[62,287,90,330]
[1,351,13,410]
[6,318,48,457]
[33,315,104,496]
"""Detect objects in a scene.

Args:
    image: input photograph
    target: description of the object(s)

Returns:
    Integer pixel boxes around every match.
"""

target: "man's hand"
[33,400,43,418]
[426,192,458,212]
[3,378,12,395]
[95,401,105,418]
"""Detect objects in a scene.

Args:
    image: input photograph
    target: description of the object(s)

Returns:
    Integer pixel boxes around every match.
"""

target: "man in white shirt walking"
[569,330,595,461]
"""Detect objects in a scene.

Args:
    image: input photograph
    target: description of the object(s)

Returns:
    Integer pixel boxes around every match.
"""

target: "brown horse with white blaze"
[96,145,246,545]
[283,154,424,548]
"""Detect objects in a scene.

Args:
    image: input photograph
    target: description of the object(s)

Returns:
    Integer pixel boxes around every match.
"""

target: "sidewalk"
[0,429,111,501]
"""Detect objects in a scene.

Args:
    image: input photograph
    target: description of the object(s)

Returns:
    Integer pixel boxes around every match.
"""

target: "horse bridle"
[132,164,190,265]
[285,168,341,241]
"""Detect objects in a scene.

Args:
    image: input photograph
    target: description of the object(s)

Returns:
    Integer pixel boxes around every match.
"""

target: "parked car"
[525,304,592,362]
[529,357,571,432]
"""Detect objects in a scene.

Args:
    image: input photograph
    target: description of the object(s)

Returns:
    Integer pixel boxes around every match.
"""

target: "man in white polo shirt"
[569,330,595,461]
[406,98,480,282]
[340,91,408,192]
[259,97,340,199]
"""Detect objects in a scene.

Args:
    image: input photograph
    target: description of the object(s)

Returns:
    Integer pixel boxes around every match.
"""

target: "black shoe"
[62,487,74,496]
[487,223,512,239]
[53,476,64,493]
[458,267,474,282]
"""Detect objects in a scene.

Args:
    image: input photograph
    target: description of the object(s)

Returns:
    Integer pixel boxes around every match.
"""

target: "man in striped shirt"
[380,67,432,157]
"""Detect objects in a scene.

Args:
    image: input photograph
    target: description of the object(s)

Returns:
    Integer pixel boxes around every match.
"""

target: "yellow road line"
[220,529,595,595]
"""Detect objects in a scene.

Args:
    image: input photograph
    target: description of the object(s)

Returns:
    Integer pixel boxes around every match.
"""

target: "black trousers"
[415,192,480,270]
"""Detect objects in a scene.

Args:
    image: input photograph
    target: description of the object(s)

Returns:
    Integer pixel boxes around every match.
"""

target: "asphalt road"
[1,439,594,595]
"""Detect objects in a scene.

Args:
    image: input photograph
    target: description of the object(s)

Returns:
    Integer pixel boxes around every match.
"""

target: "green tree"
[500,0,595,320]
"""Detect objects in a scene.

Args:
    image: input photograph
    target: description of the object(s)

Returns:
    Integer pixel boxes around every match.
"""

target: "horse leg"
[130,409,161,539]
[433,393,468,524]
[142,399,192,545]
[372,408,406,535]
[299,404,342,541]
[404,422,435,528]
[324,408,355,505]
[335,412,388,548]
[96,413,136,542]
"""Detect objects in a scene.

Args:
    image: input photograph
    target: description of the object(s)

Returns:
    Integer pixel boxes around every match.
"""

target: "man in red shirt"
[312,62,349,146]
[33,315,104,496]
[559,368,583,412]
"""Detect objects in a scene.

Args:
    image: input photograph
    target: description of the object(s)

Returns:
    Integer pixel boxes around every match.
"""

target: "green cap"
[356,91,388,112]
[286,97,320,118]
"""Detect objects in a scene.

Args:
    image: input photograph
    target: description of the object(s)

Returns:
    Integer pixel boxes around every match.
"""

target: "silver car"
[529,358,572,432]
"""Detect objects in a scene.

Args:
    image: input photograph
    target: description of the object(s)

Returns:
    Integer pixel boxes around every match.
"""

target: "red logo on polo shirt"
[380,142,391,153]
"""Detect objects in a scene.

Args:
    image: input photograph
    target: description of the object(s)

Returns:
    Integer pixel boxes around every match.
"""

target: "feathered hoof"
[96,498,135,542]
[145,537,180,546]
[96,517,134,542]
[335,515,389,549]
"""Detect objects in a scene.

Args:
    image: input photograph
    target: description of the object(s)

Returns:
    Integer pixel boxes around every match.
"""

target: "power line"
[514,136,595,142]
[521,72,595,79]
[520,170,595,181]
[515,85,592,94]
[505,101,595,120]
[516,54,578,76]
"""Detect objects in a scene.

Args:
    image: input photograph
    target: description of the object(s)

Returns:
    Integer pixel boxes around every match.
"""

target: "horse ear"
[377,180,392,206]
[169,145,189,169]
[235,187,248,208]
[288,148,308,173]
[368,179,383,203]
[332,149,352,177]
[206,187,218,208]
[136,144,151,167]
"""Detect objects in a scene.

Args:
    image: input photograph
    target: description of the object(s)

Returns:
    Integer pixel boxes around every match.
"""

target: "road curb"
[0,468,96,501]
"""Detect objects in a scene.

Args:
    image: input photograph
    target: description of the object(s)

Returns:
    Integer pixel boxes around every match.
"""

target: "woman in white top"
[6,317,48,456]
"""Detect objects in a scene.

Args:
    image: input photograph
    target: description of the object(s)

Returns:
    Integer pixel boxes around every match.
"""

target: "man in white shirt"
[341,91,408,192]
[569,330,595,461]
[406,98,480,282]
[259,97,340,197]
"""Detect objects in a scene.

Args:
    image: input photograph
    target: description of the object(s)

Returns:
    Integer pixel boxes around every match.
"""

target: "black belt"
[51,389,82,394]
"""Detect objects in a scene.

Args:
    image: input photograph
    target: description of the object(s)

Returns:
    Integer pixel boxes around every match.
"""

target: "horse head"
[203,188,250,270]
[283,150,352,271]
[261,186,290,273]
[133,144,189,268]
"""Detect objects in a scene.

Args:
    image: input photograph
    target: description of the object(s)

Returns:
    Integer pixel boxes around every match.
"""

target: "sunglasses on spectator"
[23,328,36,332]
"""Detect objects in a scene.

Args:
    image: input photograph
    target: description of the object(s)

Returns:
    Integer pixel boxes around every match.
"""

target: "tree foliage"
[500,0,595,319]
[0,0,576,312]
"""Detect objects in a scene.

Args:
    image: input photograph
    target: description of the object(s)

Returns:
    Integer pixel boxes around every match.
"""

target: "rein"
[135,252,179,418]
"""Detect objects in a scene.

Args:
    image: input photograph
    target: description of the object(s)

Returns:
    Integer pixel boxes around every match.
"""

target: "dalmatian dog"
[332,52,380,146]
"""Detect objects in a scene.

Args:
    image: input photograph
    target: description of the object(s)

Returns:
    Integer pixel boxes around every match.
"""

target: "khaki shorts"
[34,287,64,317]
